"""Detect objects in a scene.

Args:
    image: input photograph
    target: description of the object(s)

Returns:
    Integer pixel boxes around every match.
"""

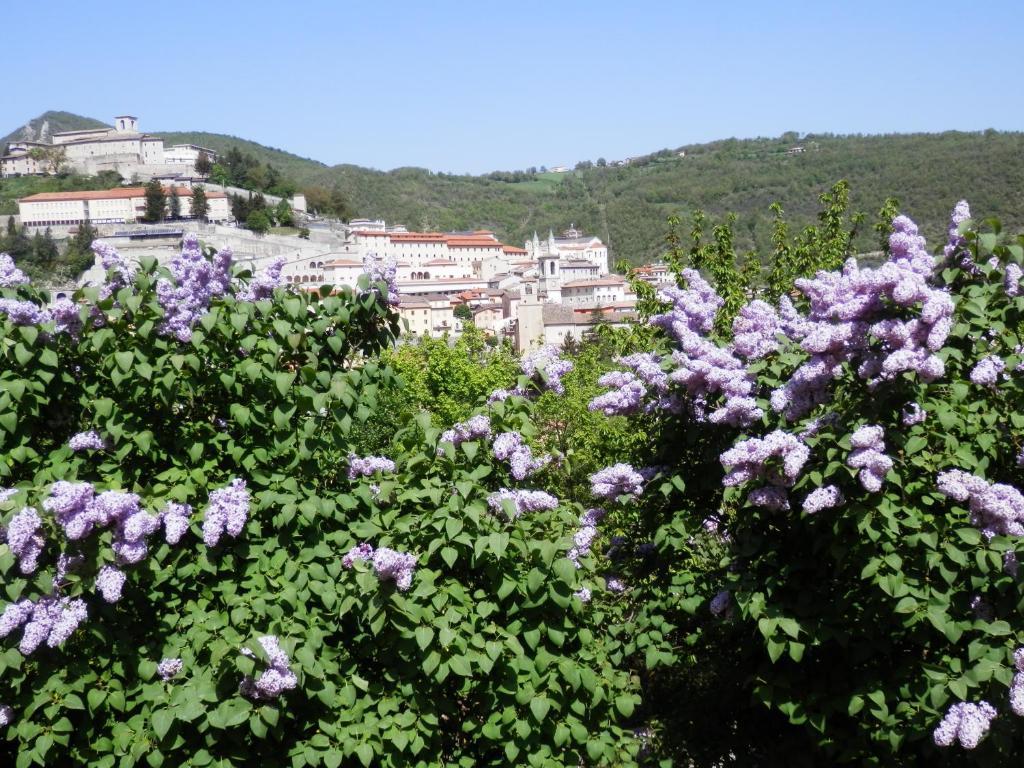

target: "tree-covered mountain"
[7,112,1024,263]
[1,111,110,146]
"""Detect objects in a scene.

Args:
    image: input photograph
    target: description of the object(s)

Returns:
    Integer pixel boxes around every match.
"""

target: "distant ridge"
[6,112,1024,263]
[1,111,110,146]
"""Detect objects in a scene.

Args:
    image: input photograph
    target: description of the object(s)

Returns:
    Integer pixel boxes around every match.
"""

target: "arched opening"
[309,261,316,269]
[423,271,430,280]
[286,275,293,283]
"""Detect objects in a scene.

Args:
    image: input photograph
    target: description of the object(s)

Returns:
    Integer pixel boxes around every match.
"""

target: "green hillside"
[1,111,109,147]
[7,112,1024,263]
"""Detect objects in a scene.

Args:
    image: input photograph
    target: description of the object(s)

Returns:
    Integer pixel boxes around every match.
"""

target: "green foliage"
[143,179,166,223]
[246,210,271,235]
[191,185,209,223]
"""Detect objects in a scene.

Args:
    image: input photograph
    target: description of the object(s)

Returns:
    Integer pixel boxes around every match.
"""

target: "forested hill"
[8,111,1024,263]
[1,111,109,145]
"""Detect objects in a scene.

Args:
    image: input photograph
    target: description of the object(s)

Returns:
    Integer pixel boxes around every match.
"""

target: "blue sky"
[3,0,1021,174]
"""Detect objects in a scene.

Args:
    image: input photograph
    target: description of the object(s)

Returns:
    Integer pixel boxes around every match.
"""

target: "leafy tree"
[210,163,229,187]
[27,145,68,174]
[191,185,209,222]
[168,187,182,220]
[64,219,99,275]
[246,209,271,235]
[274,199,294,228]
[194,151,213,177]
[453,303,473,322]
[142,179,166,223]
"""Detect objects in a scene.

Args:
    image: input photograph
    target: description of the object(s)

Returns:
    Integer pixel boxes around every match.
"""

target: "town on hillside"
[3,114,674,352]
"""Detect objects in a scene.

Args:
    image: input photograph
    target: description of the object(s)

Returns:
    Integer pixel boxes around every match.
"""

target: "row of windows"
[286,275,325,284]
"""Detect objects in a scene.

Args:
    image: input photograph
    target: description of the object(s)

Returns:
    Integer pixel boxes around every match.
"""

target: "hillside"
[1,111,109,147]
[6,112,1024,263]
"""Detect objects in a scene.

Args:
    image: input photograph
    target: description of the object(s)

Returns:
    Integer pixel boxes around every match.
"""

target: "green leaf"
[151,709,174,741]
[529,697,550,722]
[415,626,434,651]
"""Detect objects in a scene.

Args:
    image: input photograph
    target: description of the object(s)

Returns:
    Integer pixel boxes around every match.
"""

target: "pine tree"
[143,180,166,223]
[169,188,181,220]
[191,185,209,222]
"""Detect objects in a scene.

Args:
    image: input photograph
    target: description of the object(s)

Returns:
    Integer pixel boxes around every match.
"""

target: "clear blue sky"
[3,0,1021,174]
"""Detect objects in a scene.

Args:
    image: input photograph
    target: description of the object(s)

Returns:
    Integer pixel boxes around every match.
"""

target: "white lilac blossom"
[0,298,51,326]
[157,657,183,681]
[521,345,574,394]
[202,479,250,547]
[4,596,88,655]
[802,485,844,514]
[846,425,892,492]
[160,502,192,545]
[487,488,559,518]
[439,414,492,450]
[731,300,781,360]
[239,636,298,700]
[590,463,646,499]
[936,470,1024,538]
[933,701,996,749]
[95,566,126,603]
[362,253,400,306]
[771,215,952,421]
[1009,648,1024,717]
[0,704,11,727]
[156,235,233,342]
[371,547,417,591]
[574,587,592,603]
[492,432,549,480]
[720,431,809,488]
[341,542,374,568]
[568,508,606,567]
[970,355,1005,387]
[68,430,106,451]
[901,402,927,426]
[347,453,396,479]
[237,256,286,301]
[0,488,17,504]
[605,577,626,593]
[5,507,44,574]
[1005,263,1022,297]
[0,253,28,287]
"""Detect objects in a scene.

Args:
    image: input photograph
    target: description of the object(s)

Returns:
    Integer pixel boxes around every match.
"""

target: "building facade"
[17,187,230,226]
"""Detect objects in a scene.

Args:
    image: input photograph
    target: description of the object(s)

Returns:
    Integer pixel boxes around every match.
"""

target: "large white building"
[17,186,231,227]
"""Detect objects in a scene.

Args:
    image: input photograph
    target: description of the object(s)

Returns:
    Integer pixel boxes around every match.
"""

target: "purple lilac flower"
[156,235,233,342]
[43,481,96,540]
[901,402,927,426]
[5,507,44,574]
[202,479,250,547]
[0,704,12,727]
[803,485,844,514]
[0,601,33,638]
[439,414,491,450]
[238,256,286,301]
[492,432,548,480]
[748,485,790,511]
[1005,263,1022,297]
[0,253,28,287]
[158,657,183,681]
[50,297,83,336]
[347,454,396,479]
[590,463,646,499]
[970,356,1005,387]
[68,430,106,451]
[0,298,51,326]
[93,241,133,299]
[372,547,417,591]
[521,344,574,395]
[568,508,606,567]
[942,200,972,265]
[847,425,892,492]
[487,387,527,403]
[732,300,781,360]
[96,566,126,603]
[14,596,87,654]
[720,431,809,488]
[239,636,298,700]
[1009,648,1024,717]
[936,470,1024,538]
[709,590,732,617]
[342,542,375,568]
[933,701,996,749]
[362,253,400,306]
[589,353,677,416]
[52,553,83,589]
[487,489,559,518]
[574,587,592,603]
[161,502,192,545]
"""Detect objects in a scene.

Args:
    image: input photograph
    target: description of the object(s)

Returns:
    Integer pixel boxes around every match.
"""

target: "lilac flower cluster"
[155,234,233,342]
[487,488,559,518]
[942,200,972,265]
[0,298,50,326]
[347,453,397,479]
[936,470,1024,538]
[606,577,626,593]
[0,253,28,287]
[731,300,781,360]
[1010,648,1024,716]
[901,402,927,426]
[802,485,844,514]
[50,297,83,336]
[5,507,45,574]
[202,479,250,547]
[237,256,286,301]
[0,704,11,727]
[590,463,646,500]
[771,214,952,420]
[362,253,400,306]
[68,430,106,451]
[239,636,298,700]
[341,542,417,590]
[568,508,605,567]
[0,596,88,655]
[574,587,592,603]
[1005,263,1022,297]
[161,502,192,545]
[492,432,549,480]
[0,488,18,504]
[92,241,133,299]
[652,269,722,341]
[96,566,127,603]
[846,425,892,492]
[720,431,809,488]
[709,590,732,618]
[933,701,996,749]
[589,353,675,417]
[521,344,574,395]
[970,355,1005,387]
[487,387,527,403]
[158,657,183,681]
[439,414,492,449]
